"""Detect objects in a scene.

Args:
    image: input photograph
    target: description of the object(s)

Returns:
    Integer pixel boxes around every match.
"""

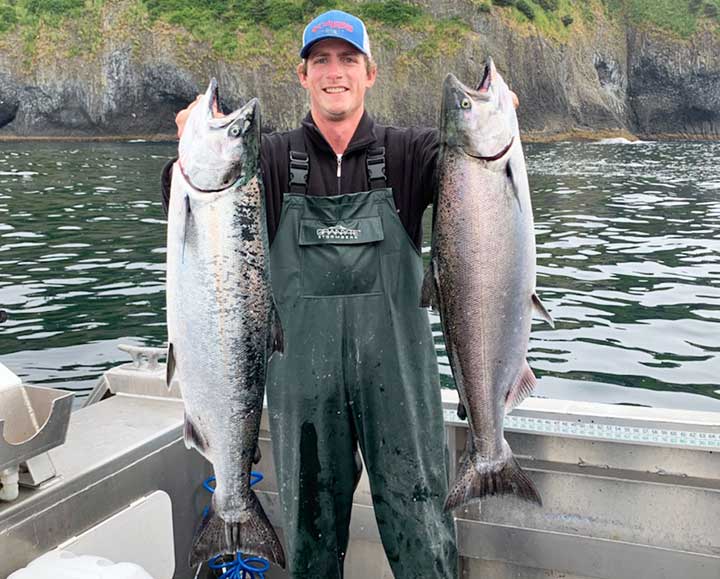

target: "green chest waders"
[266,145,458,579]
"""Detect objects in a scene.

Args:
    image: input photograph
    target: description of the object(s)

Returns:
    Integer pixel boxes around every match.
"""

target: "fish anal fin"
[505,362,537,412]
[532,293,554,328]
[184,413,209,454]
[166,343,176,388]
[420,261,440,310]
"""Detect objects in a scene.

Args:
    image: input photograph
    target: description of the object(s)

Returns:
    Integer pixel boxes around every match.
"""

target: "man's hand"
[175,94,224,139]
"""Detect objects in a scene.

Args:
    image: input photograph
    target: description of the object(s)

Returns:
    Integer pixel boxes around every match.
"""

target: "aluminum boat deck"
[1,358,719,578]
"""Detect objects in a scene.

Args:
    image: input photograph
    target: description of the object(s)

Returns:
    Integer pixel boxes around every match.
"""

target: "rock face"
[627,28,720,137]
[0,3,718,139]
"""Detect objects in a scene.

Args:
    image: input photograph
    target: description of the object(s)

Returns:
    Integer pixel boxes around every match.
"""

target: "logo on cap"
[312,20,354,34]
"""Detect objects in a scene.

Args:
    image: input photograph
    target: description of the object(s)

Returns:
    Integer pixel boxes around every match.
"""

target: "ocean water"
[0,139,718,411]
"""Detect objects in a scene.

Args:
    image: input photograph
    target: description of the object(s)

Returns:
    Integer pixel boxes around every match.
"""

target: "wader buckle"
[367,147,386,187]
[289,151,309,192]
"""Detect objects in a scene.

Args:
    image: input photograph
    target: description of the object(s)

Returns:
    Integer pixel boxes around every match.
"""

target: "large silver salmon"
[166,80,285,567]
[423,60,553,511]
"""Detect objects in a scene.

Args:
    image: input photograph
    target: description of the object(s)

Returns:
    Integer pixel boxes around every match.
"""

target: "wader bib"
[266,138,457,579]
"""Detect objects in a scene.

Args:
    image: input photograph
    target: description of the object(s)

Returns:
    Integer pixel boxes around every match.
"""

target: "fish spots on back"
[235,204,258,242]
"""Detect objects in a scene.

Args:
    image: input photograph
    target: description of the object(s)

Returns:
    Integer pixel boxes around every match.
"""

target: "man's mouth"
[323,87,348,94]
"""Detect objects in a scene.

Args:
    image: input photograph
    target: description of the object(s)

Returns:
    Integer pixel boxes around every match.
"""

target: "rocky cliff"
[0,0,718,139]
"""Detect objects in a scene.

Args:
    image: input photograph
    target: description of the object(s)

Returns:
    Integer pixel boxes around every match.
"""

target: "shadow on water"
[1,139,719,411]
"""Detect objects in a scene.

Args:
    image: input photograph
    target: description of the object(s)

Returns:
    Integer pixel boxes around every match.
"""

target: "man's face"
[298,38,377,123]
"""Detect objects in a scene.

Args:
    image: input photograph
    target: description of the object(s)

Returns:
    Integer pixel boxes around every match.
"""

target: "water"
[0,140,718,411]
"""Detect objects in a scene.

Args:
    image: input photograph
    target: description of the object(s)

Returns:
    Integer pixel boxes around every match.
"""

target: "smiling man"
[165,10,460,578]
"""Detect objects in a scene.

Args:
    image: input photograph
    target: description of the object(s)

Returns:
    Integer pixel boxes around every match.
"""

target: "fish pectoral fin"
[184,413,209,454]
[166,342,176,388]
[268,303,284,355]
[457,401,467,420]
[420,262,440,310]
[505,361,537,412]
[532,293,555,328]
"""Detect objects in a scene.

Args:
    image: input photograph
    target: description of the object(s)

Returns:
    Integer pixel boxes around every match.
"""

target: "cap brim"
[300,35,368,59]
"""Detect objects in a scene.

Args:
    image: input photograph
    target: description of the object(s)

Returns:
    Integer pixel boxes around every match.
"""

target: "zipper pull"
[336,154,342,178]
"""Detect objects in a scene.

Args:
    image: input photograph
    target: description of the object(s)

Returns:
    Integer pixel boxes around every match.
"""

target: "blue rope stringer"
[202,473,269,579]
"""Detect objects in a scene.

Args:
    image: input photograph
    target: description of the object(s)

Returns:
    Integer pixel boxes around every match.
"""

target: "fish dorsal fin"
[166,342,176,387]
[420,260,440,310]
[532,293,555,328]
[505,361,537,412]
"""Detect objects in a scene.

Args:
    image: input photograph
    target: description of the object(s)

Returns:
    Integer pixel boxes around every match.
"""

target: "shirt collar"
[301,111,378,155]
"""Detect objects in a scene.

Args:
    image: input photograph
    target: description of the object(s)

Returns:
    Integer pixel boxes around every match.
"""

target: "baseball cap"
[300,10,371,59]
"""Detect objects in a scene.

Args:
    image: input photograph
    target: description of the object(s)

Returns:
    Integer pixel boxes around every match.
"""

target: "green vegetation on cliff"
[139,0,445,58]
[487,0,719,39]
[606,0,720,37]
[0,0,718,63]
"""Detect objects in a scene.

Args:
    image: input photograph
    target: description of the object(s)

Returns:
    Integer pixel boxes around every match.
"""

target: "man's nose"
[326,58,343,79]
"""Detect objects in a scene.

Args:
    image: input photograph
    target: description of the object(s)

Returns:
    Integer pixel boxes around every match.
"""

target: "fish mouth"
[208,78,220,114]
[477,58,493,94]
[201,78,255,128]
[444,72,491,103]
[444,57,496,102]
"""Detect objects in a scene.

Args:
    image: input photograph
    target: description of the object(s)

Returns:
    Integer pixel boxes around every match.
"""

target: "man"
[164,10,518,578]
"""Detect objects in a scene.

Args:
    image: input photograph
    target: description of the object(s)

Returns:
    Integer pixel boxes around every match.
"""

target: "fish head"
[441,59,518,160]
[178,79,260,192]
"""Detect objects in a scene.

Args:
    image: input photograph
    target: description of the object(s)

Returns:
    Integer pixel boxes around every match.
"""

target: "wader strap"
[366,126,387,189]
[289,130,309,194]
[289,126,388,193]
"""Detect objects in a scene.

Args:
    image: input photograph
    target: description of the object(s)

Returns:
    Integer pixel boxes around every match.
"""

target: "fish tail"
[444,447,542,511]
[189,493,286,569]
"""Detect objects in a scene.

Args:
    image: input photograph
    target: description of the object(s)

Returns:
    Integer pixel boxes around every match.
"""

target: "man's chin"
[322,108,352,122]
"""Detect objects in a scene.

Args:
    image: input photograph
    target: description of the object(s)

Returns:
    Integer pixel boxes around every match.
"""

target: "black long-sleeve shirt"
[161,111,439,247]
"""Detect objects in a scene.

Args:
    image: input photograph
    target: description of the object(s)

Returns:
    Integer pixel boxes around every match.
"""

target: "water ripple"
[1,140,719,411]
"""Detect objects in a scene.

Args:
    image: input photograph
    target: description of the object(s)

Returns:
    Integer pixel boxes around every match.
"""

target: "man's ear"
[297,62,308,88]
[366,65,377,88]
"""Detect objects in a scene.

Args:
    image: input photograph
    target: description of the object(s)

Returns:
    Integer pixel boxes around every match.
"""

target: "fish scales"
[436,150,534,446]
[166,81,285,568]
[172,177,266,494]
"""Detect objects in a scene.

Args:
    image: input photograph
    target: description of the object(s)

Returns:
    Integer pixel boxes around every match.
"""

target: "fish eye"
[460,98,471,109]
[229,125,241,137]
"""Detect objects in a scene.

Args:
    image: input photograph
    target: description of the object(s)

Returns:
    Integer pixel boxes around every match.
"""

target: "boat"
[1,346,719,578]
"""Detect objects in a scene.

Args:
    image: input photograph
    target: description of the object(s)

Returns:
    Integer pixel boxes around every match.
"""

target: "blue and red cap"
[300,10,371,59]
